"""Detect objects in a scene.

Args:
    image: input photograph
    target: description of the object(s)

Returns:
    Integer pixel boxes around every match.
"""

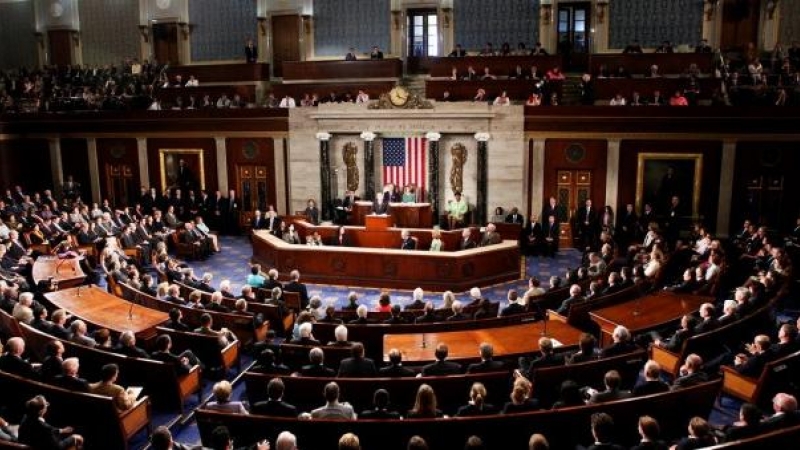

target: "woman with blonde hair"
[502,375,540,413]
[456,382,496,416]
[429,228,443,252]
[407,384,443,418]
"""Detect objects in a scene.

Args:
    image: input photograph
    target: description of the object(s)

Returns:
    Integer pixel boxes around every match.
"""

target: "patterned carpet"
[190,235,584,309]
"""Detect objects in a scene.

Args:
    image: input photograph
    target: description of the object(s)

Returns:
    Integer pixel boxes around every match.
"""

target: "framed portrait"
[636,153,703,217]
[159,149,205,192]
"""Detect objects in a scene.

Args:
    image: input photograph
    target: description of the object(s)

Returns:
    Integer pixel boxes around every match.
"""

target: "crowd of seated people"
[446,41,551,57]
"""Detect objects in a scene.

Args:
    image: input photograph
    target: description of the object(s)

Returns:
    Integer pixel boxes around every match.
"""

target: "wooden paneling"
[428,55,562,77]
[617,140,722,230]
[153,22,179,65]
[543,139,608,216]
[731,143,800,233]
[720,0,761,52]
[165,63,270,83]
[271,14,300,78]
[226,137,277,216]
[588,54,715,76]
[59,138,91,201]
[426,79,554,101]
[48,30,73,67]
[96,138,139,204]
[146,138,217,194]
[0,139,51,192]
[282,59,402,80]
[154,85,257,106]
[592,78,717,101]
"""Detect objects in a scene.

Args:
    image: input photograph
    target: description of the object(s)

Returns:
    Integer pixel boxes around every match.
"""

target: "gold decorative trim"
[159,149,205,192]
[636,152,703,218]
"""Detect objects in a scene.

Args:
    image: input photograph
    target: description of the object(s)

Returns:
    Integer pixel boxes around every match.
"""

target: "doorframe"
[267,9,304,78]
[148,18,185,65]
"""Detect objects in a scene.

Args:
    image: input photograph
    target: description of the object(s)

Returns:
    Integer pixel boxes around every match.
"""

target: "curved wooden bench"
[720,350,800,410]
[651,297,777,377]
[0,369,150,450]
[17,321,201,413]
[198,380,721,450]
[155,326,240,376]
[243,370,512,416]
[703,422,800,449]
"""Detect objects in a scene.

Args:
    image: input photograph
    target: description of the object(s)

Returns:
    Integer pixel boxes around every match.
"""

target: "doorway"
[271,14,301,78]
[720,0,761,53]
[407,9,439,57]
[104,164,136,207]
[556,2,591,71]
[152,22,179,66]
[556,169,594,249]
[48,30,73,67]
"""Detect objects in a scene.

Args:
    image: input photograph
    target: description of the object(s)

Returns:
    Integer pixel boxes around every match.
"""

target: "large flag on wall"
[382,137,427,200]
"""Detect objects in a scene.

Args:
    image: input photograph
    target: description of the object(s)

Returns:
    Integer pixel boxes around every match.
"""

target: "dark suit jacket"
[114,343,150,359]
[466,359,506,373]
[18,414,70,450]
[244,45,258,63]
[460,238,477,250]
[53,375,90,393]
[300,364,336,377]
[661,328,693,352]
[151,350,193,375]
[588,388,631,404]
[456,403,497,416]
[378,364,416,377]
[0,354,38,379]
[736,351,773,377]
[337,356,378,377]
[250,400,298,417]
[360,408,401,419]
[555,295,583,315]
[400,238,417,250]
[283,281,310,309]
[600,341,638,358]
[672,371,708,389]
[500,303,526,317]
[505,213,524,224]
[421,360,462,376]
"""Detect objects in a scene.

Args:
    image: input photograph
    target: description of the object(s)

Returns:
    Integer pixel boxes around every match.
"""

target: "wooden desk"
[45,286,168,340]
[32,256,86,290]
[166,63,270,82]
[389,203,432,228]
[282,59,403,81]
[351,201,374,225]
[589,292,709,346]
[383,319,583,362]
[588,53,714,77]
[428,55,563,78]
[365,214,393,230]
[252,230,520,291]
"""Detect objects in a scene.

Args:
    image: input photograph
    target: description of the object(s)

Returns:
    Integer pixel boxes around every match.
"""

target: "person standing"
[245,39,258,63]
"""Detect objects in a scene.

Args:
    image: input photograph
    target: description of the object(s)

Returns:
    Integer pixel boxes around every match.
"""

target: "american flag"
[382,137,427,199]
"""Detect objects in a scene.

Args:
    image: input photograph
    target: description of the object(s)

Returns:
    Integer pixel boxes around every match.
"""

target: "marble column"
[273,137,287,214]
[49,138,64,198]
[605,139,621,213]
[136,137,149,189]
[426,132,442,220]
[317,132,333,221]
[475,132,491,226]
[360,132,377,201]
[530,138,546,219]
[716,140,737,238]
[214,137,229,194]
[87,138,101,204]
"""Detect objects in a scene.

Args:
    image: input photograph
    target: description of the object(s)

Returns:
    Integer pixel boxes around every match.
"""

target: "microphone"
[128,299,135,320]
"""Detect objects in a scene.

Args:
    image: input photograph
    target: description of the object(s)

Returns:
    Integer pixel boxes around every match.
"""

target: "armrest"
[720,365,758,402]
[546,310,568,323]
[119,396,151,439]
[650,345,681,377]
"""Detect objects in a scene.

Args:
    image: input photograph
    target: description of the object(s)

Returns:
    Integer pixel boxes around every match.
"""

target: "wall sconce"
[178,22,190,40]
[441,7,452,28]
[540,0,553,25]
[704,0,719,21]
[257,17,267,36]
[766,0,778,20]
[392,10,402,30]
[138,24,149,42]
[595,0,609,24]
[301,15,312,35]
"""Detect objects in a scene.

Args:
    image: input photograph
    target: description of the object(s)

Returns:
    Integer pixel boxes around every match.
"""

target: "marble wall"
[287,103,525,222]
[780,0,800,46]
[0,1,37,69]
[79,0,140,66]
[190,0,258,61]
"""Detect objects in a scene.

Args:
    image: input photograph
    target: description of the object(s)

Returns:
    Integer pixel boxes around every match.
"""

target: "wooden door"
[104,164,136,207]
[236,165,270,226]
[152,22,179,66]
[48,30,73,67]
[556,170,593,249]
[271,14,301,78]
[720,0,761,52]
[556,2,592,71]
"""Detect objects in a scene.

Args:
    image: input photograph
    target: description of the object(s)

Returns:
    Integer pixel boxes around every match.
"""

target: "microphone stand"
[128,294,136,321]
[420,332,426,349]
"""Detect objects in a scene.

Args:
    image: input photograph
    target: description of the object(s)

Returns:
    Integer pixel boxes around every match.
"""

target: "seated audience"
[310,382,356,419]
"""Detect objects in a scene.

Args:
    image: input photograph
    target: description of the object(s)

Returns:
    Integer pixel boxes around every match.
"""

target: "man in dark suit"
[543,215,560,258]
[113,331,150,359]
[505,207,524,224]
[760,393,800,432]
[600,325,638,358]
[250,378,298,417]
[421,344,462,376]
[265,208,282,236]
[370,46,384,59]
[18,395,83,450]
[400,229,416,250]
[337,343,377,377]
[654,315,697,352]
[244,39,258,63]
[517,336,565,380]
[575,198,598,251]
[0,337,39,380]
[587,370,632,404]
[251,210,267,230]
[541,196,565,224]
[151,335,195,375]
[460,228,477,250]
[733,334,773,377]
[500,290,525,317]
[555,284,584,315]
[447,44,467,57]
[283,269,310,310]
[414,302,438,324]
[53,357,90,393]
[360,389,401,419]
[672,354,708,390]
[522,215,543,256]
[378,349,416,377]
[694,303,719,334]
[466,343,506,373]
[299,347,336,377]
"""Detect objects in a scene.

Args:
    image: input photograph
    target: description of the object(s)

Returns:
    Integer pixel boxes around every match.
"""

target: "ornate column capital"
[316,132,332,141]
[474,132,491,142]
[425,132,442,142]
[360,131,377,141]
